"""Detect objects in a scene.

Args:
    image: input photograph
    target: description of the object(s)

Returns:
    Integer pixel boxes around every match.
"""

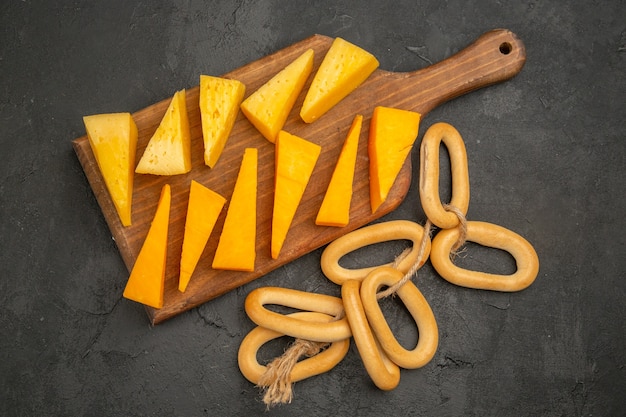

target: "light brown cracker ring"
[360,267,438,369]
[430,220,539,291]
[342,279,401,391]
[321,220,431,285]
[419,122,470,229]
[244,287,351,342]
[237,312,350,385]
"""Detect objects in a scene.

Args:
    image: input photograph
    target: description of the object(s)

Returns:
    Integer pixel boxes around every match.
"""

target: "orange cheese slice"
[199,75,246,168]
[272,131,321,259]
[179,180,226,292]
[83,112,138,227]
[316,114,362,227]
[368,106,421,213]
[301,37,379,123]
[212,148,258,271]
[123,184,171,309]
[136,89,191,175]
[240,49,314,143]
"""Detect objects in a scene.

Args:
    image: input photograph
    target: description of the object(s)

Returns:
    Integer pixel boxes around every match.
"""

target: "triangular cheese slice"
[240,49,314,143]
[272,130,321,259]
[368,106,421,213]
[199,75,246,168]
[123,184,171,309]
[136,89,191,175]
[83,113,138,227]
[179,180,226,292]
[212,148,257,271]
[301,37,379,123]
[316,114,362,227]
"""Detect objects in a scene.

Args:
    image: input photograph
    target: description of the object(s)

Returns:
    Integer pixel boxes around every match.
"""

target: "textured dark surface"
[1,1,624,416]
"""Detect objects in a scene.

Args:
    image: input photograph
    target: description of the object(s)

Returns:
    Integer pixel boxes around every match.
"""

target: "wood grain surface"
[72,29,525,324]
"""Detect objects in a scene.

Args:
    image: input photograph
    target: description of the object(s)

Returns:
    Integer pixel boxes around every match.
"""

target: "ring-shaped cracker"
[341,279,401,391]
[419,122,470,229]
[430,220,539,291]
[244,287,351,342]
[321,220,431,285]
[360,267,438,369]
[238,311,350,385]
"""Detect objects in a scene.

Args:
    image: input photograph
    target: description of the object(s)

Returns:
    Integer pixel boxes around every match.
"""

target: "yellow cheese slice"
[199,75,246,168]
[179,180,226,292]
[301,37,379,123]
[136,89,192,175]
[272,130,321,259]
[212,148,258,271]
[240,49,314,143]
[123,184,171,309]
[316,114,362,227]
[368,106,421,213]
[83,112,138,227]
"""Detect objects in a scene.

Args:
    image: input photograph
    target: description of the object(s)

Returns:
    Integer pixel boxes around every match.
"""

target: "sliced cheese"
[368,106,421,213]
[316,114,362,227]
[179,180,226,292]
[123,184,171,309]
[272,130,321,259]
[136,89,192,175]
[83,112,138,227]
[240,49,314,143]
[199,75,246,168]
[301,37,379,123]
[212,148,258,271]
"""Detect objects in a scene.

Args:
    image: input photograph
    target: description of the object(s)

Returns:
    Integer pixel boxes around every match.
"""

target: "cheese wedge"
[272,131,321,259]
[199,75,246,168]
[240,49,314,143]
[136,89,191,175]
[83,112,138,227]
[301,37,379,123]
[368,106,421,213]
[316,114,362,227]
[123,184,171,309]
[179,180,226,292]
[212,148,258,271]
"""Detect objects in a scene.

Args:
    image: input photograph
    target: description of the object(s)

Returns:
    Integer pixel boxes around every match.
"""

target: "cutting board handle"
[391,29,526,115]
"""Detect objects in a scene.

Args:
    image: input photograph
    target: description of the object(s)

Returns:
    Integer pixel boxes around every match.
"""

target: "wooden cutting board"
[73,29,525,324]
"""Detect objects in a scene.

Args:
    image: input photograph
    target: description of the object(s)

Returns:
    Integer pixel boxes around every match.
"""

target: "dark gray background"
[2,1,624,416]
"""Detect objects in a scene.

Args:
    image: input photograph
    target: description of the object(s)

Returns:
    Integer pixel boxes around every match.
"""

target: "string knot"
[257,339,329,408]
[442,203,468,255]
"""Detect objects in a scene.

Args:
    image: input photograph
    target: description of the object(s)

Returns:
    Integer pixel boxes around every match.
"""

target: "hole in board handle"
[499,42,512,55]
